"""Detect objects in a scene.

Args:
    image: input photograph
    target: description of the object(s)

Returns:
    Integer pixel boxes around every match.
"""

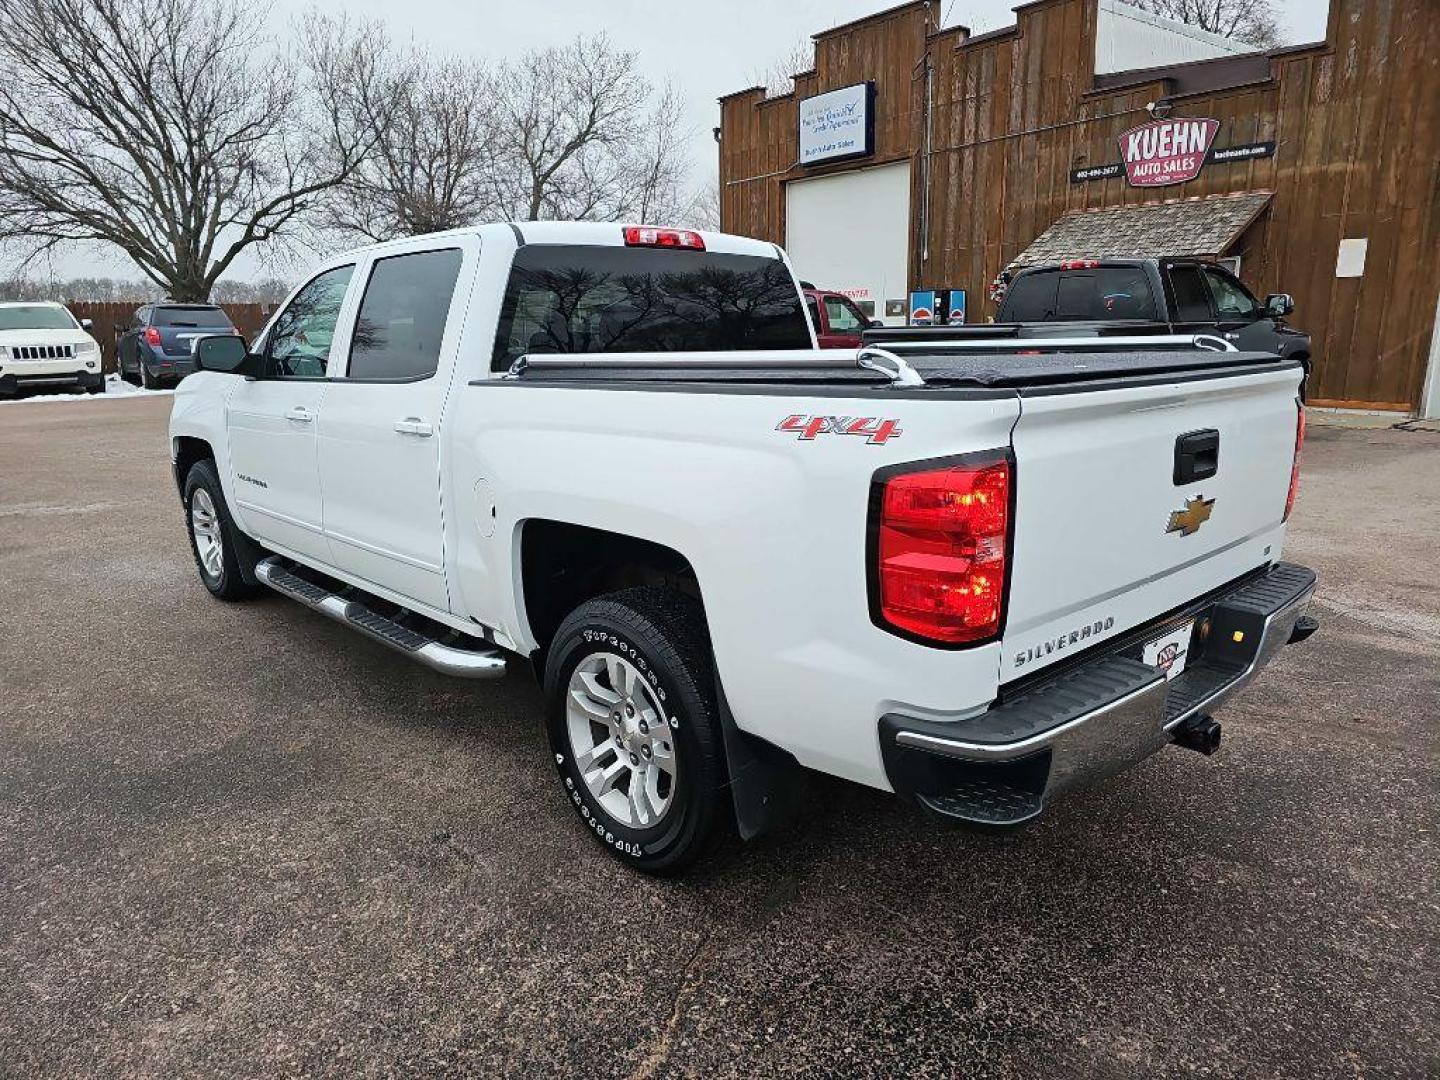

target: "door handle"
[284,407,314,423]
[394,417,433,437]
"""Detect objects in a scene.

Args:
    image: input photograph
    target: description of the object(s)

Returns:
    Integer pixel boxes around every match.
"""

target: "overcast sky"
[30,0,1331,285]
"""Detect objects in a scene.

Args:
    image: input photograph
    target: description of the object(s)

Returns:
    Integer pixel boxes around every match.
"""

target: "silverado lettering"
[1015,617,1116,669]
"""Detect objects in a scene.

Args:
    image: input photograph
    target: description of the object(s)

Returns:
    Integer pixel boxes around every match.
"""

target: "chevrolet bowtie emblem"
[1166,495,1215,536]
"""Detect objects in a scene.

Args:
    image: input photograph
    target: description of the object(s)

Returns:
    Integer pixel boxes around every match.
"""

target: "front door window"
[265,265,355,377]
[823,296,864,333]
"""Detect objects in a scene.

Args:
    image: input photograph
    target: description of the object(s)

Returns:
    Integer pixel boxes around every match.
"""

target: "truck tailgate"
[1002,366,1302,683]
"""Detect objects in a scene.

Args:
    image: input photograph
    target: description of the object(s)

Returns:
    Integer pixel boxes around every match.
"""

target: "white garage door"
[785,162,911,325]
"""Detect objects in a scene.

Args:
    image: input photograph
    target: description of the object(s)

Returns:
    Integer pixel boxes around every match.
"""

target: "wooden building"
[718,0,1440,414]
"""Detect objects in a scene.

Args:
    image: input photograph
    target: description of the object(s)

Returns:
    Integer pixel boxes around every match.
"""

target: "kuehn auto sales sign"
[1119,117,1220,186]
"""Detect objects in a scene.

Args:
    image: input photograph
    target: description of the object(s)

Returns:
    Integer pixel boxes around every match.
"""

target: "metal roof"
[1009,191,1274,269]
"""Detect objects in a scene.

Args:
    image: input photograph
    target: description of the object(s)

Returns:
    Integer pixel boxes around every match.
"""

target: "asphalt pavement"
[1,395,1435,1078]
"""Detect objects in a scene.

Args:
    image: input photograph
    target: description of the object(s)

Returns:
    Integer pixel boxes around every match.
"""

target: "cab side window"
[265,265,355,378]
[346,249,464,381]
[1202,267,1259,319]
[823,296,864,332]
[1169,266,1213,322]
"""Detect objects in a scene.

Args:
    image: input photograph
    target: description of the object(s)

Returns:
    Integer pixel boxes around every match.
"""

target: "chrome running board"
[254,556,507,680]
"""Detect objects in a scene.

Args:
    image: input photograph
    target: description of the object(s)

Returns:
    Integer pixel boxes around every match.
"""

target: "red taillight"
[144,326,162,347]
[1059,258,1099,270]
[623,226,705,250]
[872,454,1012,645]
[1284,402,1305,520]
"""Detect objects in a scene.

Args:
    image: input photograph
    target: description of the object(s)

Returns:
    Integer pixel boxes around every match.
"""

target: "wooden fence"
[63,301,276,374]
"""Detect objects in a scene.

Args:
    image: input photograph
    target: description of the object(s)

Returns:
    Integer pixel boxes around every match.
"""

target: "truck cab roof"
[344,221,780,261]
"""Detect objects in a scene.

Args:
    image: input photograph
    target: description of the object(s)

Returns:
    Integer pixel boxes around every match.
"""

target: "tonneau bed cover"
[493,349,1292,390]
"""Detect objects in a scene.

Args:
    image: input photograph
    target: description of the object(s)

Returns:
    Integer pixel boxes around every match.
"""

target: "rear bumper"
[879,561,1317,826]
[143,356,195,379]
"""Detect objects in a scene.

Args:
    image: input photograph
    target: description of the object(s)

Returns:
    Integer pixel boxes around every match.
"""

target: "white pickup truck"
[169,222,1317,872]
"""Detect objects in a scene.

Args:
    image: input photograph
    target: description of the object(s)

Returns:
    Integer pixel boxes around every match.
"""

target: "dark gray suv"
[117,303,238,388]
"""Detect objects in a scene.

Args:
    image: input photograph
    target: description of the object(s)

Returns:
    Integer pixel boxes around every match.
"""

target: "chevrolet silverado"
[169,222,1317,873]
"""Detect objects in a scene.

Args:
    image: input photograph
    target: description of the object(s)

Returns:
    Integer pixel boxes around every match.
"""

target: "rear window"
[152,306,232,328]
[491,245,811,371]
[0,305,76,331]
[1000,271,1058,321]
[1094,267,1158,320]
[1004,267,1159,321]
[1055,273,1093,319]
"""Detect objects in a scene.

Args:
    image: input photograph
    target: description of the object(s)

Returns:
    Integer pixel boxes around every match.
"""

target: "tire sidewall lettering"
[554,624,688,862]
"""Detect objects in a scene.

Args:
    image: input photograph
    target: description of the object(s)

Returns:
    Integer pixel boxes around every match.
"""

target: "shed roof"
[1009,192,1273,268]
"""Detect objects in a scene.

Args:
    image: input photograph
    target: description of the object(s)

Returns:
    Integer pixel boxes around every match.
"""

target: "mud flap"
[715,679,807,841]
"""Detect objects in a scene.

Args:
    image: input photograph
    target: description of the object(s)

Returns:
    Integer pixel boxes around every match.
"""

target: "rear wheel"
[139,360,155,389]
[544,588,728,874]
[184,460,260,600]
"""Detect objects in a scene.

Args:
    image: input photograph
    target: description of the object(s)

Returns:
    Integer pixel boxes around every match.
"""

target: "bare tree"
[0,0,384,301]
[321,50,497,243]
[0,276,146,301]
[684,182,722,232]
[211,277,293,305]
[750,38,814,99]
[1127,0,1282,48]
[486,34,693,224]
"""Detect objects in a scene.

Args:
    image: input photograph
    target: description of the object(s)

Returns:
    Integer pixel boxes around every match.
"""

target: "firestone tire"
[183,459,262,601]
[544,588,729,875]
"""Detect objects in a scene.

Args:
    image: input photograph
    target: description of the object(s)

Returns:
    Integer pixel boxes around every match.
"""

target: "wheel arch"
[172,435,214,499]
[518,519,703,659]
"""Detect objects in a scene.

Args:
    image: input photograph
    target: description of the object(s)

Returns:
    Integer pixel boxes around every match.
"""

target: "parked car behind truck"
[0,302,104,397]
[802,284,878,348]
[169,222,1317,874]
[117,302,238,388]
[867,259,1311,374]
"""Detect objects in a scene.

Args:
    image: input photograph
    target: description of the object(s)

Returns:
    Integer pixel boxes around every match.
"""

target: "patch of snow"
[0,374,174,405]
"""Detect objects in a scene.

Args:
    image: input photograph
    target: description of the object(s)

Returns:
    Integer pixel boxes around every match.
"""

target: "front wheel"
[544,588,728,874]
[183,460,260,600]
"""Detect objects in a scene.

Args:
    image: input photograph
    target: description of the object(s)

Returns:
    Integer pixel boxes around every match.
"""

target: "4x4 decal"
[776,414,902,445]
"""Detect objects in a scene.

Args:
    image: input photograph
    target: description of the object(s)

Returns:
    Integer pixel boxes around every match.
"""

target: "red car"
[802,286,876,348]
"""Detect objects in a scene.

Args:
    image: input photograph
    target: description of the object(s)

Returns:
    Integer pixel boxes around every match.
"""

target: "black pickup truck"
[865,258,1311,368]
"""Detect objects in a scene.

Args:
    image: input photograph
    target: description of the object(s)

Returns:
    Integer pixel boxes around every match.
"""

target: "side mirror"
[1265,293,1294,318]
[80,318,93,331]
[869,319,885,329]
[194,334,263,376]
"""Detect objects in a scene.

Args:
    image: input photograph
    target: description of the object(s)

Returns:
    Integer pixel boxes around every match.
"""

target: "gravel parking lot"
[1,395,1436,1078]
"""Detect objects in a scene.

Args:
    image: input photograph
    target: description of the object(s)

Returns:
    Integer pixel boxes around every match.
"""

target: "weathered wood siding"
[719,0,1440,411]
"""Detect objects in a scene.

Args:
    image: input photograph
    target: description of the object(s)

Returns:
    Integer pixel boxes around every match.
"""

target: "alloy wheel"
[565,652,677,829]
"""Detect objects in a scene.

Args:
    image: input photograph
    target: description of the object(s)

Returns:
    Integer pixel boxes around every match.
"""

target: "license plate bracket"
[1142,620,1194,681]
